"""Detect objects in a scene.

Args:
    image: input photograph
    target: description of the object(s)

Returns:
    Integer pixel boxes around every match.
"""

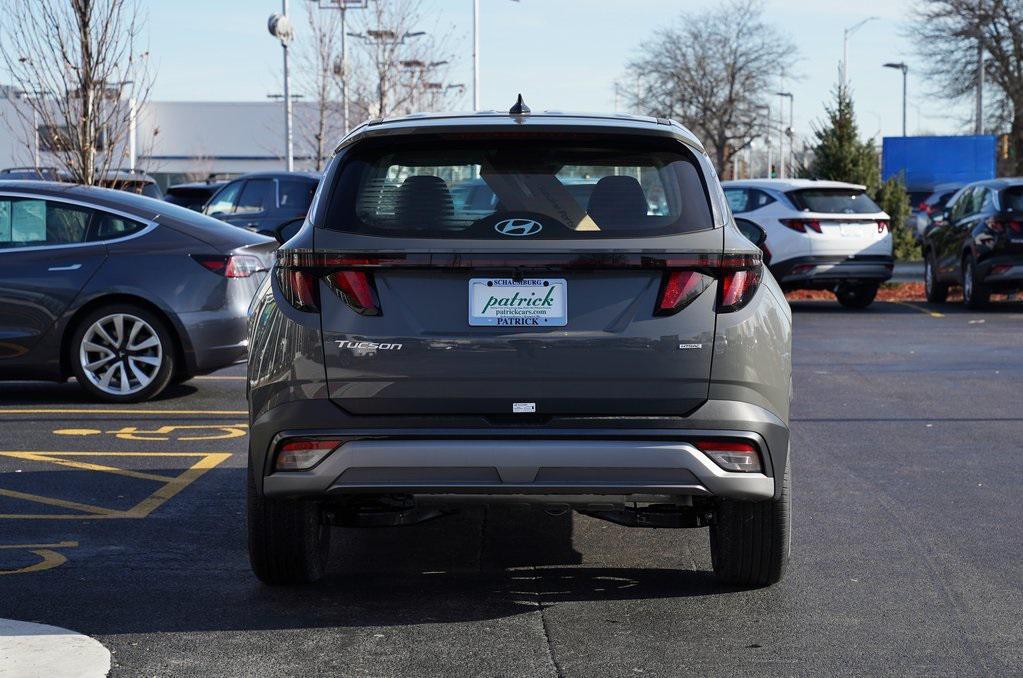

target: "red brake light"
[988,219,1022,233]
[780,218,821,234]
[192,254,263,278]
[656,270,712,316]
[717,254,763,312]
[877,220,889,233]
[327,270,381,316]
[278,268,320,311]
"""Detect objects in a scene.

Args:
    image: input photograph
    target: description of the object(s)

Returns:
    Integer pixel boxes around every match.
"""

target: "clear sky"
[147,0,971,142]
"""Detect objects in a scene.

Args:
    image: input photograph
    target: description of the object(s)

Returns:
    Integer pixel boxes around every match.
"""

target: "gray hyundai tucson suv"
[247,107,793,588]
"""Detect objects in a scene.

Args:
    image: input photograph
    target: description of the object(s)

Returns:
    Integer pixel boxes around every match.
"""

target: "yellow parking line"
[0,408,248,416]
[888,301,945,318]
[0,488,120,516]
[0,452,172,483]
[124,452,231,517]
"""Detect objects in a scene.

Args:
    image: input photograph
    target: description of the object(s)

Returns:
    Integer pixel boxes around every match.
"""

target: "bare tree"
[0,0,154,185]
[623,0,796,174]
[346,0,460,120]
[295,5,344,171]
[911,0,1023,174]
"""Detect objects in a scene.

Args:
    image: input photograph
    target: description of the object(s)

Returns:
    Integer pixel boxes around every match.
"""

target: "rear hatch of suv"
[282,132,758,417]
[784,187,890,256]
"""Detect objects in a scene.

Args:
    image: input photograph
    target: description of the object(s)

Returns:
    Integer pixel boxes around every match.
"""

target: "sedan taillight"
[191,254,263,278]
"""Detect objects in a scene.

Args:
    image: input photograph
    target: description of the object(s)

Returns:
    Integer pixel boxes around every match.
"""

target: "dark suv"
[246,109,793,588]
[203,171,319,242]
[923,178,1023,307]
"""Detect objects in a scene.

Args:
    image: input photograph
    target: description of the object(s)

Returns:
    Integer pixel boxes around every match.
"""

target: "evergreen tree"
[805,84,920,260]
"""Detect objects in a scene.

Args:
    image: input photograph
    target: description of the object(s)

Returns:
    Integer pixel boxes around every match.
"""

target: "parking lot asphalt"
[1,300,1022,677]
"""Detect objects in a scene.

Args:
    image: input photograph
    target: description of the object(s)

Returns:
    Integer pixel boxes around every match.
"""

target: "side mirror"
[734,218,771,266]
[275,217,305,244]
[931,210,948,226]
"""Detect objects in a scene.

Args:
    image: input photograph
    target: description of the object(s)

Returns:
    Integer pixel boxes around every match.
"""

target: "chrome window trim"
[0,190,159,254]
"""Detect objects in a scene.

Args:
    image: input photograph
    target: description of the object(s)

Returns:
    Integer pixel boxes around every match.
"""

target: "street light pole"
[842,17,879,88]
[883,62,908,136]
[268,4,295,170]
[775,91,794,178]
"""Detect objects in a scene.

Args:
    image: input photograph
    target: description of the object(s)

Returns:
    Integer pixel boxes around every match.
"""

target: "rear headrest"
[587,175,648,228]
[395,175,453,227]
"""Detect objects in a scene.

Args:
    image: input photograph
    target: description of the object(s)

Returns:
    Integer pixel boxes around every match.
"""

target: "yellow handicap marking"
[53,423,248,441]
[0,541,78,575]
[0,451,231,519]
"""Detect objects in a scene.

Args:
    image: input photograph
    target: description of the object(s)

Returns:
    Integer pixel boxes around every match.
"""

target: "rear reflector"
[192,254,263,278]
[275,438,341,471]
[696,440,762,473]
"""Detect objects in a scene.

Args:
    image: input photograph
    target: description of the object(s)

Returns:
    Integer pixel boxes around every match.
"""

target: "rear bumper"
[771,254,894,287]
[250,399,789,503]
[977,255,1023,285]
[263,438,774,501]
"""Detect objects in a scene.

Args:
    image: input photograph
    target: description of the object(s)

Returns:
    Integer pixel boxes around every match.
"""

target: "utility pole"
[975,0,985,134]
[775,91,794,177]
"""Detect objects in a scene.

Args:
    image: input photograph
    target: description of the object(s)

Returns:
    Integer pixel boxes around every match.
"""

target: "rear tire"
[835,282,878,309]
[70,304,175,403]
[962,255,990,309]
[247,469,330,585]
[924,254,949,303]
[710,461,790,588]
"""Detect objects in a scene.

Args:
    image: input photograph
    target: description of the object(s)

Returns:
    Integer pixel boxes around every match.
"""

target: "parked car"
[1,166,163,199]
[910,182,963,240]
[203,171,319,242]
[722,179,893,308]
[165,177,229,211]
[246,109,793,588]
[0,180,277,402]
[922,178,1023,308]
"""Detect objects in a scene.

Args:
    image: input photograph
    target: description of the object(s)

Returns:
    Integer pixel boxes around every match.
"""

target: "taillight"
[780,218,822,234]
[655,270,713,316]
[274,438,341,471]
[326,270,381,316]
[988,218,1022,233]
[277,267,320,311]
[695,439,762,473]
[716,254,763,312]
[191,254,263,277]
[877,220,889,233]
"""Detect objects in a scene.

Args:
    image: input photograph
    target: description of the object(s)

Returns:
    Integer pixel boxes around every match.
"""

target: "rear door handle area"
[48,264,82,271]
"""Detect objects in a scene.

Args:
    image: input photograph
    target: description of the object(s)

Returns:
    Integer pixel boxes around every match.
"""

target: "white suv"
[723,179,893,308]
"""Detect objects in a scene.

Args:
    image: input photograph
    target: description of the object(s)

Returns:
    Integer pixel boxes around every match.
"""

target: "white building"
[0,98,337,188]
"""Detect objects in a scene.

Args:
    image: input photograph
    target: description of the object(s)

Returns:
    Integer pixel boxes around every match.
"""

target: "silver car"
[246,109,793,587]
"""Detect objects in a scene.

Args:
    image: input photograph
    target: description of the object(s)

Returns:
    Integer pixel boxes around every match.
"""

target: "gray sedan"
[0,181,277,402]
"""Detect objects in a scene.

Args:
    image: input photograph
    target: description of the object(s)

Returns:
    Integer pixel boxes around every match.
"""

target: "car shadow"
[0,466,740,636]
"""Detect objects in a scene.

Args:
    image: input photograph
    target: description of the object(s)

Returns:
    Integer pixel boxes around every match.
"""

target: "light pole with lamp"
[842,17,878,88]
[267,4,295,171]
[882,62,908,136]
[774,91,793,178]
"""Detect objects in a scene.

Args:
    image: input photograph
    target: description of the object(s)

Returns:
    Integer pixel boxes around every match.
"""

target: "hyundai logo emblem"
[494,218,543,237]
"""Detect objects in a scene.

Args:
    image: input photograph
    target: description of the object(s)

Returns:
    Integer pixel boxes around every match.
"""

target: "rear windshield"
[323,136,713,238]
[1001,186,1023,211]
[787,188,881,214]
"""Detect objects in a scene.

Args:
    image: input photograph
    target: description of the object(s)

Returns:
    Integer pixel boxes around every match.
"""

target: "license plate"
[469,278,567,327]
[839,223,864,237]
